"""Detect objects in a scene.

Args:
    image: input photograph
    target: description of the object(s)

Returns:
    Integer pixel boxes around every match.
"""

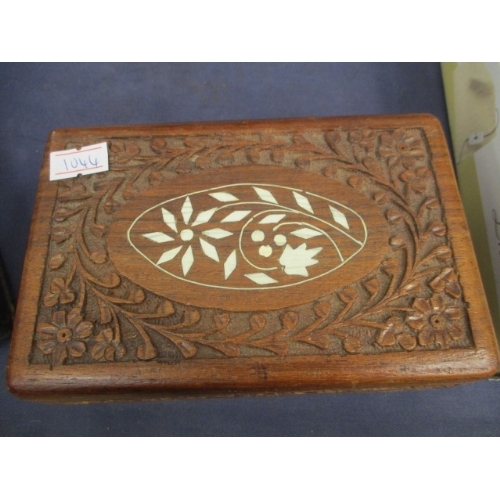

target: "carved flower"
[379,130,425,168]
[406,294,463,349]
[348,129,376,153]
[90,328,126,362]
[429,267,461,298]
[110,141,140,163]
[43,277,75,307]
[399,166,430,194]
[37,309,93,364]
[376,316,416,351]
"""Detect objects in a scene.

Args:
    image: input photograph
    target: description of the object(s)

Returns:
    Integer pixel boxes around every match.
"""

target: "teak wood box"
[7,115,499,403]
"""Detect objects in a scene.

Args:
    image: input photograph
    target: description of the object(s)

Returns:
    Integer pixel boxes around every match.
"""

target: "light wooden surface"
[7,115,499,402]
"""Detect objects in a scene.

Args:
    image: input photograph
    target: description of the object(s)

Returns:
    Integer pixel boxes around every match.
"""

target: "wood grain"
[7,114,499,402]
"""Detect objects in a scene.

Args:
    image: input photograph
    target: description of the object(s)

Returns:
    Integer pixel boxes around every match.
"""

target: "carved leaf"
[434,245,452,262]
[123,185,140,200]
[58,180,87,200]
[363,278,379,298]
[272,149,285,163]
[102,272,121,288]
[295,157,310,169]
[148,171,164,186]
[323,165,336,178]
[53,207,74,222]
[98,299,112,324]
[150,137,167,152]
[381,259,398,275]
[425,221,447,238]
[183,309,201,327]
[196,156,212,169]
[250,314,267,331]
[293,134,309,146]
[247,149,261,163]
[347,176,364,189]
[49,252,66,270]
[325,131,341,151]
[158,300,175,317]
[398,333,417,351]
[344,336,361,354]
[338,287,357,303]
[171,337,197,358]
[209,342,240,357]
[373,192,390,205]
[376,330,396,347]
[402,281,421,294]
[281,311,299,329]
[424,197,440,209]
[136,340,157,361]
[218,151,234,164]
[314,301,331,318]
[51,227,71,243]
[176,162,192,175]
[90,249,107,264]
[130,288,145,304]
[362,157,378,171]
[386,209,402,223]
[306,335,329,350]
[389,236,406,248]
[214,312,230,330]
[91,223,107,238]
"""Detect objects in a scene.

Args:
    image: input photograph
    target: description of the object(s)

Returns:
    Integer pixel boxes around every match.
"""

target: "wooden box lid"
[7,115,499,402]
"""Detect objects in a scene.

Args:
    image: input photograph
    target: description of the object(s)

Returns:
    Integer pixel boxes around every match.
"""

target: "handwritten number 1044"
[64,155,99,171]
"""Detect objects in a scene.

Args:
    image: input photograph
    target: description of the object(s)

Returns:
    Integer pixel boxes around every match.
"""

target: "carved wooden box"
[7,115,499,402]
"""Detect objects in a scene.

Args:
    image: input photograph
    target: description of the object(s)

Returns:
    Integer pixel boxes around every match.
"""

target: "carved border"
[30,126,473,366]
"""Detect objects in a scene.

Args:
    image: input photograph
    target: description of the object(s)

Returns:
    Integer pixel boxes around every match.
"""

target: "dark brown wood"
[7,115,499,402]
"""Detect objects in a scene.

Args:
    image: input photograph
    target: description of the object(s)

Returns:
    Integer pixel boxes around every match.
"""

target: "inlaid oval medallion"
[108,166,390,310]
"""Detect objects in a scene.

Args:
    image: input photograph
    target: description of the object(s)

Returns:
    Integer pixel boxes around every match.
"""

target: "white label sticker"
[49,142,109,181]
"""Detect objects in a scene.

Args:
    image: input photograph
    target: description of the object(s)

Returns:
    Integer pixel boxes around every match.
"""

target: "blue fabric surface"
[3,62,496,437]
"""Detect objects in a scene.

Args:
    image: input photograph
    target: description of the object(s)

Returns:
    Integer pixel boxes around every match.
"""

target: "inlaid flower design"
[406,294,463,349]
[128,183,368,290]
[36,309,93,364]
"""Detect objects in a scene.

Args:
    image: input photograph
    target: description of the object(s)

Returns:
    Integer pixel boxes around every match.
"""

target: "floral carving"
[379,129,425,168]
[110,141,140,163]
[37,309,93,364]
[32,124,472,366]
[400,166,430,194]
[429,267,461,298]
[43,277,75,306]
[406,295,463,349]
[376,317,416,351]
[90,328,126,362]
